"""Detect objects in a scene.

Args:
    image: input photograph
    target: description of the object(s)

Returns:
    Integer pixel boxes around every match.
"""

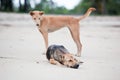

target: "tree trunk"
[24,0,30,12]
[8,0,13,11]
[0,0,13,11]
[19,0,22,12]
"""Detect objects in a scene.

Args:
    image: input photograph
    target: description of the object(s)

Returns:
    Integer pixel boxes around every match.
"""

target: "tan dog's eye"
[39,18,40,20]
[34,18,36,20]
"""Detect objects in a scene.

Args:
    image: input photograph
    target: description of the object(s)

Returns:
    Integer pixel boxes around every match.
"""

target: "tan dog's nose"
[36,24,39,26]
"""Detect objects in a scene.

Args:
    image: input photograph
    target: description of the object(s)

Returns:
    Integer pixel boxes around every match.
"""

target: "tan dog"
[30,8,96,57]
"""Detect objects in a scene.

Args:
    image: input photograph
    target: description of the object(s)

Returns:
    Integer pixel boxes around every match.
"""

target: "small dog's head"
[61,54,80,69]
[29,11,44,26]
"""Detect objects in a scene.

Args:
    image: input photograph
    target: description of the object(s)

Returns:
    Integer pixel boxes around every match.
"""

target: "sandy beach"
[0,12,120,80]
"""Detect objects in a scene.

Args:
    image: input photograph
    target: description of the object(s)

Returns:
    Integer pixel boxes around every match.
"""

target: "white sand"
[0,13,120,80]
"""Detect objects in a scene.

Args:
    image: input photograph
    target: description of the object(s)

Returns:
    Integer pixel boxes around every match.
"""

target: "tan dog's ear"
[39,11,44,15]
[29,11,34,16]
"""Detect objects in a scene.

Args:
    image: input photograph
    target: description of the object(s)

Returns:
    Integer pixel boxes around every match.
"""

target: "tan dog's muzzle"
[36,24,39,26]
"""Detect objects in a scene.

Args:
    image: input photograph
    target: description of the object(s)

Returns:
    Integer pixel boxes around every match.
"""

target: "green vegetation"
[72,0,120,15]
[0,0,120,15]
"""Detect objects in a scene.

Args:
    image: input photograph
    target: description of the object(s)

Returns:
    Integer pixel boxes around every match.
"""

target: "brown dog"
[30,8,96,57]
[46,45,82,69]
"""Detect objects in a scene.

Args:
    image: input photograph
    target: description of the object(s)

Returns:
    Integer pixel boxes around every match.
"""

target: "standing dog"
[30,8,96,57]
[46,45,81,69]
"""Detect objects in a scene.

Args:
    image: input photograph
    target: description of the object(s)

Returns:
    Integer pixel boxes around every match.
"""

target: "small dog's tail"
[78,7,96,21]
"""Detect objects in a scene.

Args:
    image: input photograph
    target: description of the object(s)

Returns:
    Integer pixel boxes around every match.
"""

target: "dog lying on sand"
[46,45,83,69]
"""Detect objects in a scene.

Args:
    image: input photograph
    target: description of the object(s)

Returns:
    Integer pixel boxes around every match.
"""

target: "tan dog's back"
[42,16,79,32]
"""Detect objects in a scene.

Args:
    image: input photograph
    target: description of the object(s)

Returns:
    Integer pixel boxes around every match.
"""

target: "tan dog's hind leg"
[68,23,82,57]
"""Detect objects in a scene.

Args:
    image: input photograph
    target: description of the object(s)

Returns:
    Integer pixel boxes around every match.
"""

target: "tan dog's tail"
[78,7,96,20]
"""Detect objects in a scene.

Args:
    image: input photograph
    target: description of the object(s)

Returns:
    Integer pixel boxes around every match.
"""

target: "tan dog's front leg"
[39,29,48,52]
[42,32,48,50]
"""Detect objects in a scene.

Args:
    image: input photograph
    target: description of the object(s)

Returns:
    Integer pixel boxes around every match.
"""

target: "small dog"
[30,8,96,57]
[46,45,83,69]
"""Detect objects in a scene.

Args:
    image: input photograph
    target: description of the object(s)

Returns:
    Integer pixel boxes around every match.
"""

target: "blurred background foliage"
[0,0,120,15]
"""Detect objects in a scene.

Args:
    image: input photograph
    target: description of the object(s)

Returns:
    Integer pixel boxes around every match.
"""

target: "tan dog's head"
[29,11,44,26]
[61,54,80,69]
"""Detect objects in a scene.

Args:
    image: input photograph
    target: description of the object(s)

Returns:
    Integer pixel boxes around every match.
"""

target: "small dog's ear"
[59,55,65,60]
[62,55,65,60]
[39,11,44,15]
[29,11,34,16]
